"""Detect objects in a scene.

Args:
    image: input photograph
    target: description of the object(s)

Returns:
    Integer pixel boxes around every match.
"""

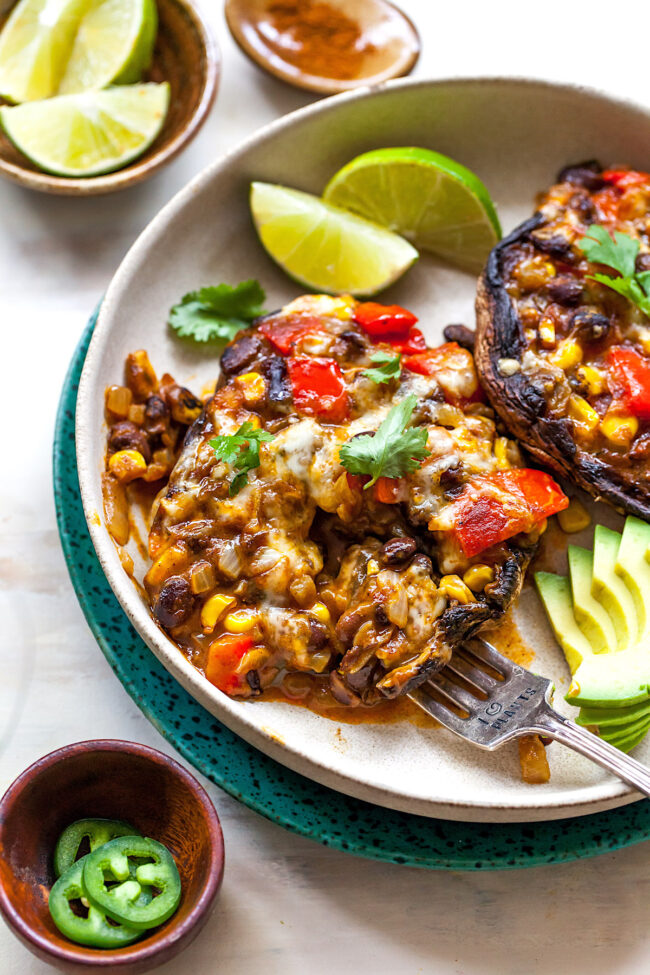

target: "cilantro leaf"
[339,394,430,488]
[209,421,274,496]
[578,225,639,278]
[362,350,402,385]
[169,280,267,344]
[577,226,650,317]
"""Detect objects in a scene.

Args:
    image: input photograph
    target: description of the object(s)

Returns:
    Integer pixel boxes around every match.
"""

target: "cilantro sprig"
[169,279,267,343]
[577,225,650,318]
[209,421,274,496]
[362,350,402,385]
[339,395,430,488]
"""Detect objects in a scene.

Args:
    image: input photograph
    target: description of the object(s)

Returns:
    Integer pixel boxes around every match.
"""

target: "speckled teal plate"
[53,310,650,870]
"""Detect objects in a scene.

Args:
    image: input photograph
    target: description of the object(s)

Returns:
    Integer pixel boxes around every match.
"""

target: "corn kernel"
[462,565,495,592]
[108,449,147,483]
[550,339,583,371]
[600,413,639,445]
[438,574,476,604]
[568,395,600,433]
[235,372,266,405]
[538,318,556,348]
[557,499,591,534]
[145,544,187,587]
[494,437,511,468]
[366,559,380,576]
[201,593,237,631]
[576,365,605,397]
[223,609,258,633]
[310,602,331,624]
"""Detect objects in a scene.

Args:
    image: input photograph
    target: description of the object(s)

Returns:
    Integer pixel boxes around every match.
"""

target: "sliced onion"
[218,540,243,579]
[249,547,281,576]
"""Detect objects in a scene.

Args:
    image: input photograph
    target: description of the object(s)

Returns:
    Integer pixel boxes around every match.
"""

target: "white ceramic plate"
[77,78,650,822]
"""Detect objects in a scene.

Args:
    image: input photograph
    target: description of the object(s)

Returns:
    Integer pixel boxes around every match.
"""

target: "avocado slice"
[576,699,650,727]
[601,715,650,752]
[592,525,637,649]
[616,516,650,640]
[565,649,650,708]
[535,518,650,753]
[568,545,617,653]
[535,571,594,674]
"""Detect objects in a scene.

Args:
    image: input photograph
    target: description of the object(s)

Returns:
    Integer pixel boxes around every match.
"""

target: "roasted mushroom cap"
[475,200,650,521]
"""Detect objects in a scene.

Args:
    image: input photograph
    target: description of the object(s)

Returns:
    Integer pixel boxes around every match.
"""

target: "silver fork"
[408,637,650,797]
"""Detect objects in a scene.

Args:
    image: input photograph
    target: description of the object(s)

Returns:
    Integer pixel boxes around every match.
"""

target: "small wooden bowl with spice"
[225,0,420,95]
[0,0,220,196]
[0,740,224,973]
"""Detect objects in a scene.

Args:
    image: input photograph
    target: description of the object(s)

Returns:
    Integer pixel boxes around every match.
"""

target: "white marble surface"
[1,2,649,972]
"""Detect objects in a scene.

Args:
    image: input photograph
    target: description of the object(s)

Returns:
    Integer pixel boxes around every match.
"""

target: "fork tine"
[445,656,493,696]
[430,671,482,711]
[423,678,470,716]
[464,637,514,676]
[409,687,471,734]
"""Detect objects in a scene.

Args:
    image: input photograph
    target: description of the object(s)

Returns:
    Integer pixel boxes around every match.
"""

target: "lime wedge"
[0,82,169,176]
[0,0,157,104]
[59,0,158,94]
[323,147,501,275]
[250,182,419,296]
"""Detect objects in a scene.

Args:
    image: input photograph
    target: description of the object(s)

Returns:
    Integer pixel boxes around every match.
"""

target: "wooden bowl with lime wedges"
[0,0,219,195]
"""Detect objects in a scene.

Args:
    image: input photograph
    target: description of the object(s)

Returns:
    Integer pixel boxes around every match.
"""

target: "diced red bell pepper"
[352,301,425,354]
[259,316,324,355]
[594,170,650,222]
[404,342,462,377]
[205,633,254,693]
[608,346,650,420]
[403,342,482,404]
[287,355,349,423]
[602,169,650,189]
[448,469,568,558]
[388,326,427,354]
[353,302,418,337]
[373,476,405,504]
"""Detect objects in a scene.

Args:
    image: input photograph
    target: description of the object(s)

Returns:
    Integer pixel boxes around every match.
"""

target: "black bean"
[439,463,464,490]
[154,577,195,628]
[557,161,605,191]
[308,619,329,651]
[339,330,367,356]
[108,421,151,462]
[636,253,650,273]
[220,334,262,375]
[571,309,610,342]
[375,605,389,625]
[443,324,475,350]
[380,537,418,565]
[260,355,292,405]
[570,193,595,222]
[246,670,262,694]
[530,232,573,259]
[547,277,583,306]
[144,395,170,436]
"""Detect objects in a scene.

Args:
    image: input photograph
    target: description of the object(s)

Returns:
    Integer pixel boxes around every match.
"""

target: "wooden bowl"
[224,0,420,95]
[0,0,220,195]
[0,740,224,973]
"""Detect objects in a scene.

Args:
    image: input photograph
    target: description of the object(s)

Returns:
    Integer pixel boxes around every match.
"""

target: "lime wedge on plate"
[0,0,157,103]
[323,147,501,274]
[250,182,419,296]
[0,82,169,177]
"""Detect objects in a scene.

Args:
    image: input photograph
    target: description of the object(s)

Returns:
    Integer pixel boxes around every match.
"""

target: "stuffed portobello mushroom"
[103,295,567,709]
[476,162,650,520]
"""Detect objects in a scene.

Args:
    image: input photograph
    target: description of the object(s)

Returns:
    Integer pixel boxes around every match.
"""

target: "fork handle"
[533,707,650,798]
